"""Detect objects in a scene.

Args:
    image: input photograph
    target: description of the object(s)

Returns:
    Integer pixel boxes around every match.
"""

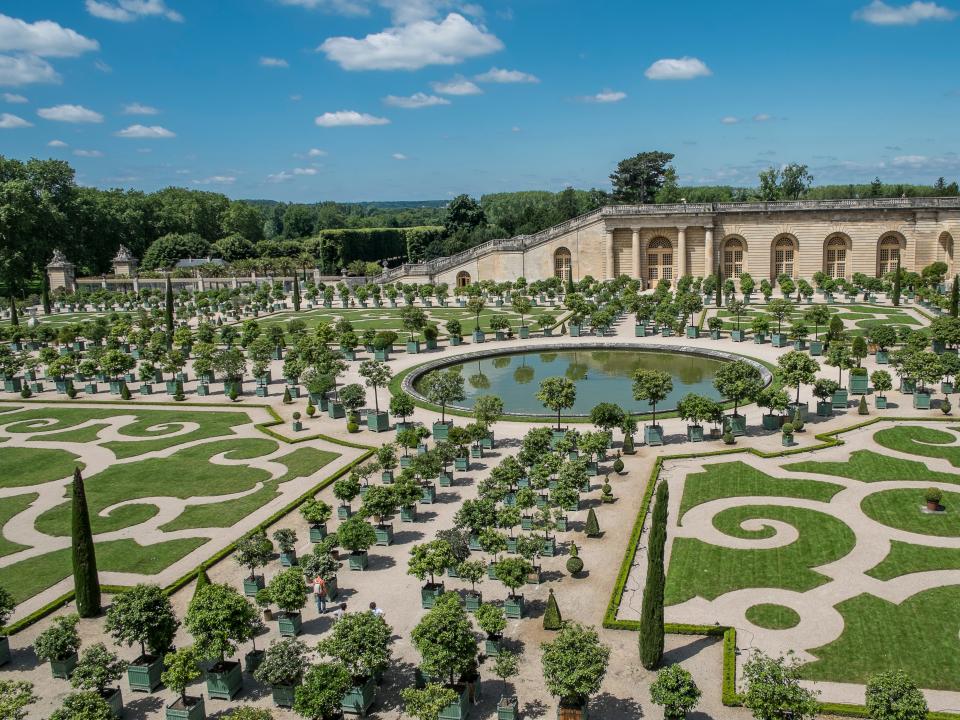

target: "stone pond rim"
[402,341,774,418]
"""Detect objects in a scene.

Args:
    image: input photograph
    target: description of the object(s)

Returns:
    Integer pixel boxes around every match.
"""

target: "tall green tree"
[71,467,101,617]
[292,274,301,312]
[639,481,668,669]
[164,274,174,347]
[951,275,958,318]
[610,152,675,203]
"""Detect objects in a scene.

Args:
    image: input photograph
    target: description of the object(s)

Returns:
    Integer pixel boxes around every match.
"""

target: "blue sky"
[1,0,959,201]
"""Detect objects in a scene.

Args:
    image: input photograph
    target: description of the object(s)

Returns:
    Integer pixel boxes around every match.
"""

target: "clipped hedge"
[303,226,444,267]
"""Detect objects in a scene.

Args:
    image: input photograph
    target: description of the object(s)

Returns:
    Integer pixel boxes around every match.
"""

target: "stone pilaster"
[677,226,688,278]
[632,229,641,279]
[704,226,714,277]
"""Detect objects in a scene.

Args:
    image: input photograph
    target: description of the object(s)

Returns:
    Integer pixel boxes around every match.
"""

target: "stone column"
[704,226,714,277]
[677,226,687,278]
[605,229,615,280]
[632,229,641,279]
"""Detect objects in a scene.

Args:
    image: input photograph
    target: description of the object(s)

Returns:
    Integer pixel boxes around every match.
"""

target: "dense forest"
[2,151,958,300]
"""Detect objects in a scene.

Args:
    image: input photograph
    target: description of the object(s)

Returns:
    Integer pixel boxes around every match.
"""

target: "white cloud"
[0,55,59,86]
[290,94,303,101]
[38,104,103,123]
[266,171,294,183]
[578,89,626,103]
[720,116,740,124]
[0,14,100,57]
[307,148,327,157]
[115,124,176,138]
[431,76,481,95]
[47,139,67,147]
[892,154,929,166]
[85,0,184,23]
[392,152,408,160]
[319,13,502,71]
[194,175,236,185]
[123,102,158,115]
[854,0,956,24]
[73,149,104,157]
[94,60,112,73]
[136,147,152,153]
[384,91,450,108]
[293,167,318,175]
[315,110,390,126]
[277,0,370,15]
[644,56,712,80]
[0,112,31,128]
[511,125,520,132]
[474,67,539,83]
[753,113,772,122]
[260,56,289,68]
[2,92,26,103]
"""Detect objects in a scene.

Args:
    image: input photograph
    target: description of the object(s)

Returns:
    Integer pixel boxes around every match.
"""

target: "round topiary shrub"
[943,398,952,416]
[306,402,316,417]
[347,421,360,433]
[293,411,301,421]
[566,556,584,575]
[613,458,624,474]
[782,423,794,436]
[722,430,735,445]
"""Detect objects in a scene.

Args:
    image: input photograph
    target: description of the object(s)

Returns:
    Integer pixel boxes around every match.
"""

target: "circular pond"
[410,345,751,416]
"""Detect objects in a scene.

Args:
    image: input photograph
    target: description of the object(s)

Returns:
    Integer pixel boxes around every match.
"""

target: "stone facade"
[386,198,960,287]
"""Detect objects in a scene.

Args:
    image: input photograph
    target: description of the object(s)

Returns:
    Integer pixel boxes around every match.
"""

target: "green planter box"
[519,326,530,339]
[782,434,794,447]
[465,592,482,612]
[913,392,932,409]
[50,652,78,679]
[485,636,503,657]
[877,350,889,364]
[455,456,469,471]
[243,574,265,596]
[374,348,391,361]
[724,414,747,437]
[309,524,328,542]
[165,696,205,720]
[876,396,888,409]
[450,335,462,346]
[400,505,417,522]
[407,340,421,354]
[761,414,781,431]
[498,697,519,720]
[375,524,394,546]
[816,401,833,417]
[504,594,524,619]
[3,378,21,393]
[337,505,353,520]
[0,636,8,667]
[810,340,823,356]
[943,381,954,394]
[521,516,534,531]
[793,340,806,351]
[850,373,869,395]
[644,425,663,446]
[634,325,646,337]
[471,445,483,459]
[280,549,298,567]
[832,389,848,409]
[206,660,243,700]
[686,325,699,338]
[439,685,471,720]
[542,537,556,557]
[731,330,745,342]
[570,324,581,337]
[420,483,437,504]
[422,582,445,609]
[342,675,377,716]
[272,683,298,708]
[687,425,704,442]
[439,471,453,487]
[127,654,163,692]
[433,420,453,440]
[710,329,721,340]
[328,402,345,419]
[244,650,264,674]
[753,333,766,345]
[367,411,390,432]
[771,333,789,347]
[901,378,916,394]
[104,687,123,718]
[278,611,303,637]
[348,551,369,571]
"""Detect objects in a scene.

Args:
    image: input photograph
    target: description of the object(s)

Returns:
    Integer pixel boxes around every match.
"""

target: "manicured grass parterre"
[745,603,802,629]
[0,447,84,488]
[783,449,960,484]
[866,540,960,581]
[678,461,844,520]
[0,494,37,558]
[874,426,960,468]
[665,504,856,605]
[801,585,960,689]
[860,488,960,537]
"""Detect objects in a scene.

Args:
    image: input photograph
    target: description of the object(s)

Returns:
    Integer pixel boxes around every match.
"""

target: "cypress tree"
[892,256,902,307]
[543,588,562,630]
[164,274,174,347]
[639,480,668,669]
[951,275,958,318]
[8,293,18,327]
[41,272,51,315]
[292,274,301,312]
[192,569,210,601]
[71,467,101,617]
[584,508,601,537]
[714,272,722,308]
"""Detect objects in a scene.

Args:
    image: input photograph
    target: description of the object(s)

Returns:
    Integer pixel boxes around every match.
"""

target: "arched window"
[646,237,673,282]
[554,247,572,282]
[772,236,797,279]
[455,271,471,288]
[825,236,849,279]
[940,232,955,273]
[877,236,901,277]
[722,238,745,279]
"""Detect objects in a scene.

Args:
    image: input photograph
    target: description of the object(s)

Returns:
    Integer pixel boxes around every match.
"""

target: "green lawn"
[860,488,960,537]
[0,537,208,604]
[0,447,84,488]
[665,505,856,605]
[783,449,960,484]
[159,446,338,531]
[874,426,960,468]
[866,540,960,580]
[712,302,919,337]
[745,603,801,629]
[801,586,960,689]
[678,461,843,520]
[0,493,37,557]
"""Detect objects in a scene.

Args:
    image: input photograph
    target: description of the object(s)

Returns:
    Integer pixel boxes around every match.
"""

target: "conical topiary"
[639,481,668,669]
[72,467,101,617]
[585,508,601,537]
[543,588,562,630]
[858,395,869,416]
[282,387,292,404]
[192,569,210,602]
[120,383,131,401]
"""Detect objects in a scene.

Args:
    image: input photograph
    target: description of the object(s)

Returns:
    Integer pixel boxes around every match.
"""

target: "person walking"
[313,575,327,613]
[369,601,384,617]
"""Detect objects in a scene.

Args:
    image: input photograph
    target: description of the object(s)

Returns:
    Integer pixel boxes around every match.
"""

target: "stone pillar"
[704,226,714,277]
[133,277,140,293]
[677,226,687,278]
[605,230,615,280]
[632,229,641,279]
